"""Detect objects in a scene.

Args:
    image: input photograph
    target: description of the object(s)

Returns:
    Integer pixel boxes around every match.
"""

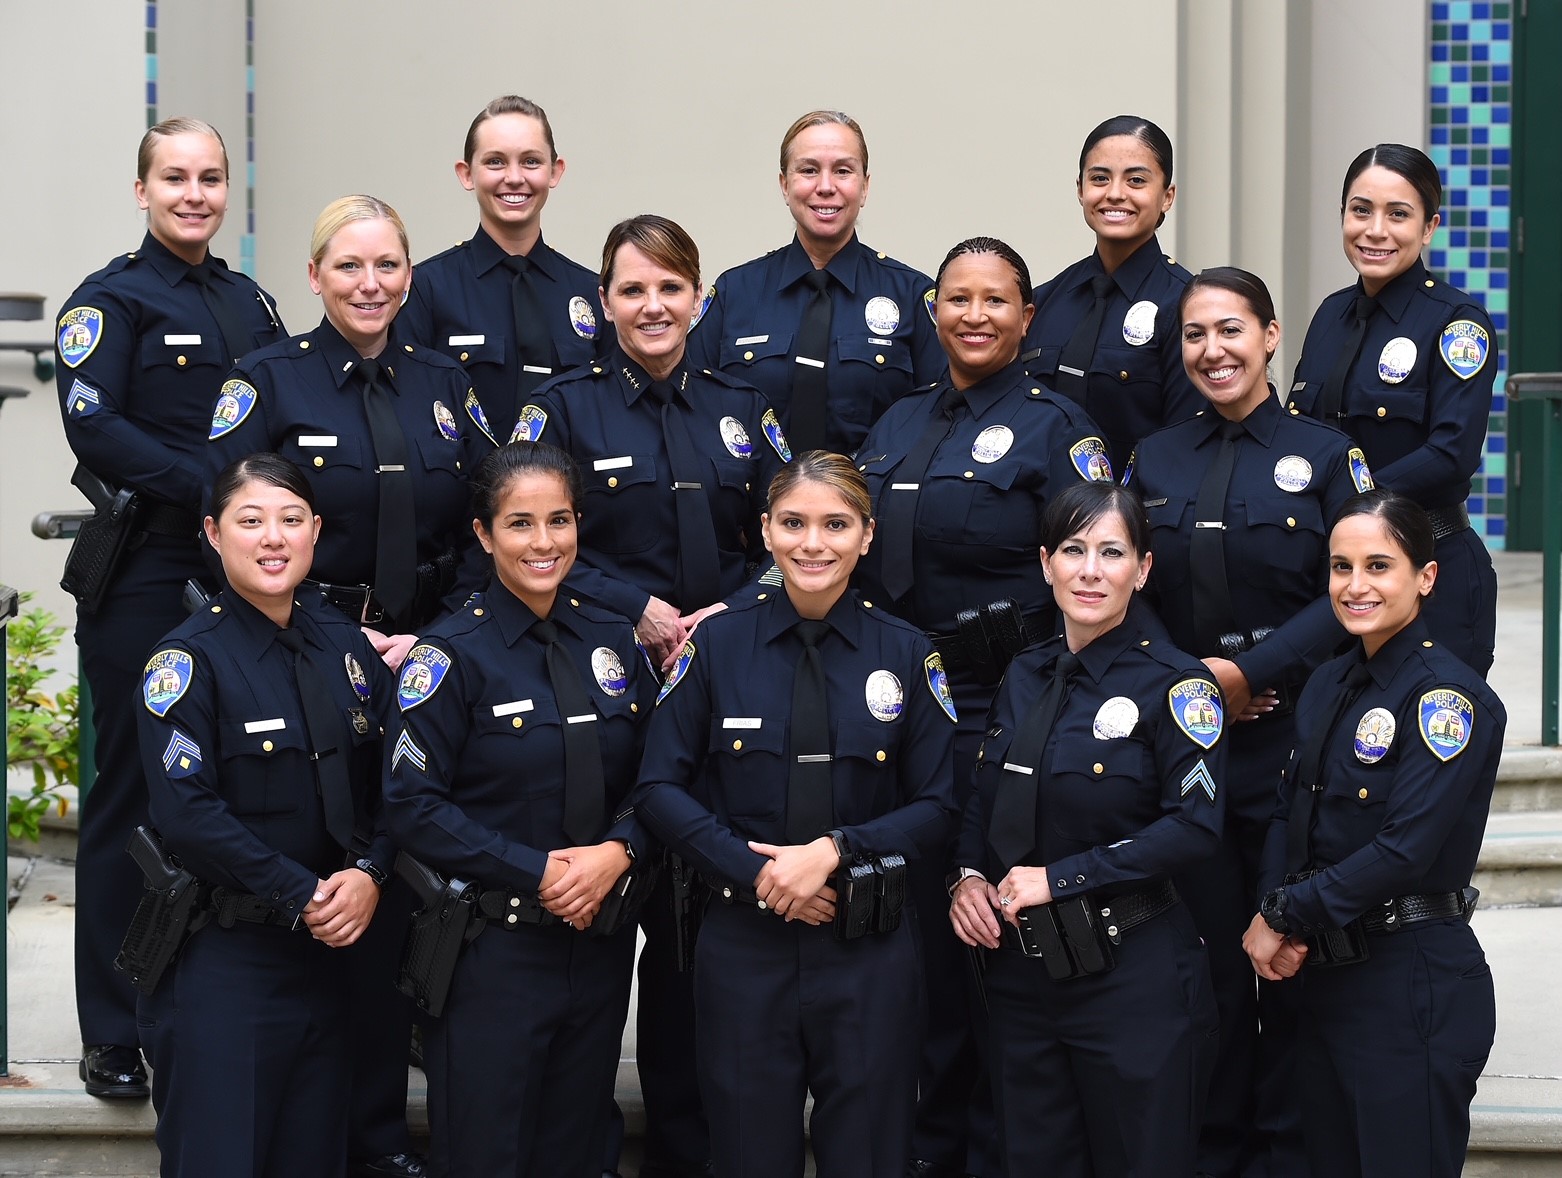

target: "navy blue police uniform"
[207,319,480,633]
[952,602,1224,1176]
[1130,397,1372,1177]
[634,589,957,1178]
[56,232,286,1085]
[383,582,654,1178]
[518,347,786,1176]
[1257,618,1504,1177]
[136,592,396,1177]
[841,357,1112,1176]
[1289,258,1498,675]
[398,227,609,447]
[1021,236,1201,471]
[686,236,943,454]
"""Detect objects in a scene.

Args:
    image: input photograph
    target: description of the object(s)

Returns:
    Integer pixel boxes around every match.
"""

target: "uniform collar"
[1192,392,1283,448]
[758,587,865,651]
[137,231,231,289]
[214,587,327,654]
[484,576,587,648]
[468,225,561,281]
[610,344,689,407]
[1073,234,1163,299]
[777,235,862,296]
[958,358,1028,417]
[311,317,404,392]
[1361,614,1432,687]
[1356,256,1427,325]
[1069,597,1155,685]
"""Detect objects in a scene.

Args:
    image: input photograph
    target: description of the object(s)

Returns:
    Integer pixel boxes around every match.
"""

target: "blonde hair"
[779,110,869,174]
[309,195,410,268]
[137,117,228,181]
[464,95,557,163]
[768,451,873,523]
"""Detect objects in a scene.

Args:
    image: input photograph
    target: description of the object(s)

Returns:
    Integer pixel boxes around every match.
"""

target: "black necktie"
[533,619,606,845]
[1316,294,1379,422]
[356,358,417,626]
[1055,272,1114,402]
[1189,419,1244,655]
[188,263,254,366]
[878,386,963,602]
[502,254,556,403]
[989,651,1080,872]
[275,627,357,849]
[1285,660,1373,875]
[789,269,834,453]
[651,379,722,610]
[786,619,833,843]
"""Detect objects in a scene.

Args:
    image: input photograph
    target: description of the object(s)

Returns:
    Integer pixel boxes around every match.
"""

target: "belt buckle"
[360,594,385,626]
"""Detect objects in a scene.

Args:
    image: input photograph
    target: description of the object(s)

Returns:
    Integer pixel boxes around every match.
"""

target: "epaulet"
[184,602,227,636]
[858,243,930,283]
[76,252,139,287]
[716,593,769,618]
[856,595,924,637]
[394,340,464,373]
[414,240,468,268]
[554,360,614,387]
[436,598,491,638]
[695,365,756,392]
[564,594,635,627]
[1163,254,1194,280]
[1136,635,1205,675]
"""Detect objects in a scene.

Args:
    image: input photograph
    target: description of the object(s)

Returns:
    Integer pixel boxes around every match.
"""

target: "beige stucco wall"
[0,0,1431,637]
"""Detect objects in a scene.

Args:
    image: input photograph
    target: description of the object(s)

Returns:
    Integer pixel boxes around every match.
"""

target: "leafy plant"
[6,594,79,841]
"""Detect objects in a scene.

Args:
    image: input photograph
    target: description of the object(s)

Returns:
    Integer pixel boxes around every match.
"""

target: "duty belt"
[208,886,304,930]
[1425,503,1471,541]
[931,601,1051,683]
[304,578,385,625]
[306,549,459,629]
[999,879,1180,978]
[475,887,558,930]
[138,500,200,539]
[1360,888,1474,935]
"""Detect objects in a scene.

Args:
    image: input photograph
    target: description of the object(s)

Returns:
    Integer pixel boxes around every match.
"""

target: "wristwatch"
[945,866,987,897]
[825,829,850,868]
[354,857,388,888]
[1259,887,1290,935]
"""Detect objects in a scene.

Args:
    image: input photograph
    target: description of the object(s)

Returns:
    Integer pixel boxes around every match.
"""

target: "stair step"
[1477,810,1562,908]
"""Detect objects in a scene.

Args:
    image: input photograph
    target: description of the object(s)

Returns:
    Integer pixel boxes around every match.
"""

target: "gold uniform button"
[1119,370,1129,381]
[1140,639,1151,646]
[473,608,485,617]
[963,470,974,479]
[459,351,469,362]
[630,703,639,713]
[176,355,187,367]
[876,750,887,762]
[456,461,462,471]
[1093,762,1104,775]
[1359,788,1370,800]
[877,251,887,260]
[1423,640,1434,648]
[512,717,523,729]
[404,344,414,353]
[569,598,580,607]
[744,350,754,361]
[1425,279,1435,288]
[210,605,222,613]
[757,593,768,601]
[313,456,324,468]
[262,740,274,752]
[1290,407,1300,415]
[1286,517,1296,528]
[592,365,603,374]
[1377,406,1387,417]
[875,354,885,365]
[745,483,751,492]
[863,601,874,609]
[299,340,310,350]
[732,740,743,751]
[608,476,619,488]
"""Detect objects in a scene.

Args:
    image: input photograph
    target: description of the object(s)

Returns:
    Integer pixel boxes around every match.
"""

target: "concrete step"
[1493,749,1562,814]
[1477,810,1562,908]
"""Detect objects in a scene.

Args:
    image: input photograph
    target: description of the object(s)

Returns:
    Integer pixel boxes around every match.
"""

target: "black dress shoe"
[79,1044,150,1099]
[350,1153,428,1177]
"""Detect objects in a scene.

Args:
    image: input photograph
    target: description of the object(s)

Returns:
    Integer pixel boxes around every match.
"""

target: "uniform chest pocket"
[414,432,465,478]
[473,702,566,797]
[1241,497,1327,584]
[216,718,310,816]
[441,334,506,369]
[139,334,229,374]
[1319,763,1390,848]
[581,455,660,554]
[1349,381,1428,427]
[720,333,793,368]
[837,336,913,376]
[709,455,758,505]
[834,720,901,768]
[1023,344,1063,381]
[707,719,785,821]
[1093,343,1160,388]
[924,459,1029,546]
[282,433,368,473]
[1046,741,1148,843]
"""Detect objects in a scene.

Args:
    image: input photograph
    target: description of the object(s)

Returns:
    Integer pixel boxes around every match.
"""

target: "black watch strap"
[355,857,389,888]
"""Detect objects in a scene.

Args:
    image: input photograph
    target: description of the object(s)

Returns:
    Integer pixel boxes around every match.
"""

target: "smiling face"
[935,251,1035,388]
[135,131,229,265]
[308,217,410,357]
[1180,284,1280,420]
[204,479,320,621]
[600,242,699,380]
[763,478,873,619]
[1041,509,1151,650]
[474,470,579,617]
[1077,134,1174,263]
[456,112,563,252]
[1342,165,1439,296]
[779,122,870,265]
[1329,511,1436,657]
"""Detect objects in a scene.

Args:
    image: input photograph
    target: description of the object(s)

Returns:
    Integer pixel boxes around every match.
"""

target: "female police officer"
[634,452,956,1177]
[1022,115,1201,471]
[848,237,1110,1178]
[383,442,653,1177]
[136,453,396,1177]
[1129,267,1370,1177]
[57,116,287,1099]
[206,194,476,1178]
[1246,489,1504,1177]
[1289,144,1498,675]
[949,479,1224,1177]
[686,110,942,455]
[399,95,608,446]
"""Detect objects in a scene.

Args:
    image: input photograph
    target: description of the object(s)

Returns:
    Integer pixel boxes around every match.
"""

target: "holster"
[670,853,703,973]
[60,466,142,613]
[114,826,208,996]
[590,858,660,939]
[1304,920,1370,967]
[832,859,878,941]
[393,853,481,1017]
[870,854,907,934]
[1006,897,1119,981]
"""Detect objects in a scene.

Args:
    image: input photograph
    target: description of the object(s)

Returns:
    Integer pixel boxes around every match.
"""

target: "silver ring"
[999,896,1013,907]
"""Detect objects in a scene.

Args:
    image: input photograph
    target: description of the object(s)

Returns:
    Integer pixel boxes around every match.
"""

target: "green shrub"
[7,594,79,842]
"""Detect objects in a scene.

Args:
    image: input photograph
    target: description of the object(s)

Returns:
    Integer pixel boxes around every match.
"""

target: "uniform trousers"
[345,879,417,1163]
[983,904,1218,1178]
[1297,921,1494,1178]
[1419,525,1497,678]
[138,921,349,1178]
[425,919,635,1178]
[77,537,204,1047]
[1178,718,1306,1178]
[695,901,920,1178]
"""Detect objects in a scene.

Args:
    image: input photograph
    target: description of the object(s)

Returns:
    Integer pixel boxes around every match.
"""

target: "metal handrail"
[1505,373,1562,745]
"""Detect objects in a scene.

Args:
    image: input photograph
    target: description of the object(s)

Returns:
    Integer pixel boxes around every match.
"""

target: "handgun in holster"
[832,859,878,941]
[393,852,481,1017]
[114,825,209,996]
[60,465,143,614]
[670,853,704,972]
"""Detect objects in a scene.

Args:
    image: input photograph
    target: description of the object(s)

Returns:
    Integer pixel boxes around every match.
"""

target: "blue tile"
[1495,21,1510,38]
[1472,250,1488,267]
[1494,188,1509,205]
[1451,230,1468,247]
[1453,108,1469,124]
[1493,147,1510,164]
[1434,43,1450,61]
[1493,105,1509,122]
[1489,518,1505,538]
[1492,230,1507,247]
[1489,435,1505,453]
[1433,126,1449,145]
[1473,168,1489,184]
[1489,477,1505,495]
[1433,0,1449,14]
[1474,43,1490,60]
[1493,64,1510,81]
[1452,271,1468,286]
[1474,0,1490,15]
[1431,250,1448,267]
[1453,147,1469,165]
[1433,85,1449,102]
[1473,127,1489,143]
[1474,85,1489,102]
[1491,272,1507,288]
[1472,210,1489,227]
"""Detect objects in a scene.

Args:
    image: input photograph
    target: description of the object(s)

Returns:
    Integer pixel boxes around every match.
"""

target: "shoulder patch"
[1168,677,1223,749]
[391,728,428,774]
[397,644,451,710]
[923,287,937,324]
[1120,449,1135,487]
[692,284,715,330]
[924,652,958,723]
[208,379,259,439]
[1069,436,1114,482]
[1439,320,1490,380]
[57,306,103,368]
[143,649,194,716]
[465,389,497,444]
[656,640,697,705]
[761,408,792,461]
[509,403,548,444]
[65,378,102,418]
[1419,688,1474,761]
[161,729,203,778]
[1348,447,1374,492]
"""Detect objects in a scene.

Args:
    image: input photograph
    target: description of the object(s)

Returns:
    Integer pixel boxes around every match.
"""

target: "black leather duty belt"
[303,579,386,625]
[476,888,558,930]
[1360,889,1472,935]
[1426,503,1471,541]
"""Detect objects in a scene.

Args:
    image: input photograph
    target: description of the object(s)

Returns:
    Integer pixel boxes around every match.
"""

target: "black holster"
[831,853,909,941]
[670,853,703,972]
[393,853,481,1017]
[60,466,142,613]
[953,598,1036,685]
[114,826,209,995]
[591,858,660,938]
